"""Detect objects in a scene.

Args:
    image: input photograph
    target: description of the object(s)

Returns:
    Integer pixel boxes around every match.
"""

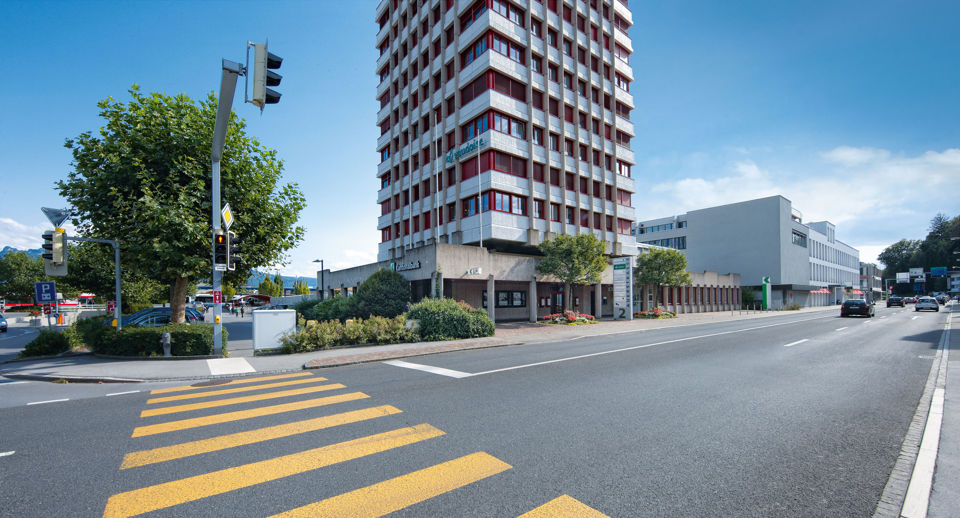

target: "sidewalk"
[0,305,835,383]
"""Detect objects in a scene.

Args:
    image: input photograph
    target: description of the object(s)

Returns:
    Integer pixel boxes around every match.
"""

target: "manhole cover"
[191,379,231,387]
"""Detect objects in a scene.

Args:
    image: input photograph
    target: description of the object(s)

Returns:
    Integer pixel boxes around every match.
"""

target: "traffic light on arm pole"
[41,229,68,275]
[227,231,242,271]
[251,43,282,108]
[214,230,228,265]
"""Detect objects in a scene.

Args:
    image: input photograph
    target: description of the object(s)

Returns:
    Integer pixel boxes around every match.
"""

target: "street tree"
[292,278,310,295]
[61,242,166,311]
[57,86,305,322]
[257,276,277,298]
[634,248,692,308]
[536,234,607,311]
[0,251,47,302]
[273,273,285,295]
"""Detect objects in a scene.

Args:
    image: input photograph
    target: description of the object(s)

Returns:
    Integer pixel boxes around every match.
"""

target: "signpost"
[761,276,772,310]
[613,257,633,320]
[34,281,57,304]
[213,291,222,304]
[107,301,117,313]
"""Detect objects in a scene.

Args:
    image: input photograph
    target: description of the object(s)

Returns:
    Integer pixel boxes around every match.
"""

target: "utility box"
[252,309,296,352]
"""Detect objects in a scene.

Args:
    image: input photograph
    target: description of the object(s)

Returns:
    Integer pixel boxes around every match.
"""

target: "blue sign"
[34,281,57,303]
[931,266,948,276]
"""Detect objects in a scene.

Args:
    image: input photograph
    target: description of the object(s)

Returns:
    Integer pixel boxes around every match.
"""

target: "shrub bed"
[280,315,418,353]
[20,330,70,357]
[541,311,597,325]
[407,298,494,341]
[91,324,227,357]
[634,309,676,319]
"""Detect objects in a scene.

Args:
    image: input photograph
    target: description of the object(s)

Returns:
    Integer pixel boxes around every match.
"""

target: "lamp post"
[313,259,324,300]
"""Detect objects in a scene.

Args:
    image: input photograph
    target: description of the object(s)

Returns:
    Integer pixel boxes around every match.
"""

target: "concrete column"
[486,275,495,322]
[679,286,686,314]
[594,282,602,318]
[529,279,538,322]
[430,271,438,299]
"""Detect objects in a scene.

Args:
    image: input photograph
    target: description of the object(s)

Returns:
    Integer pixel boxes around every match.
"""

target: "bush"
[20,330,71,357]
[407,298,495,341]
[355,268,410,318]
[783,302,802,311]
[90,324,227,356]
[541,311,597,325]
[300,295,359,322]
[294,298,323,320]
[280,315,417,353]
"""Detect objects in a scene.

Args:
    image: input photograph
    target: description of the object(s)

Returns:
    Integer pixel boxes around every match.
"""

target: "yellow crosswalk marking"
[140,383,345,418]
[150,372,316,394]
[268,452,512,518]
[517,495,610,517]
[102,424,445,518]
[146,377,328,404]
[121,405,402,469]
[131,392,370,437]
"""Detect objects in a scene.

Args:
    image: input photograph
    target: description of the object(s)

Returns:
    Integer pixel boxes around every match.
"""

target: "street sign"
[213,291,222,304]
[41,207,71,228]
[221,203,234,230]
[612,257,633,320]
[107,301,117,312]
[931,266,948,276]
[909,267,923,277]
[34,281,57,304]
[897,272,910,283]
[43,304,51,315]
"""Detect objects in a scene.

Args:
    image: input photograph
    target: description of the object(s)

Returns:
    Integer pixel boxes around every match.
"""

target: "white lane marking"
[0,380,28,386]
[835,327,848,331]
[783,339,809,348]
[471,317,834,377]
[206,358,255,375]
[0,451,14,457]
[383,360,472,378]
[26,399,69,405]
[912,316,919,320]
[106,390,140,397]
[902,387,946,517]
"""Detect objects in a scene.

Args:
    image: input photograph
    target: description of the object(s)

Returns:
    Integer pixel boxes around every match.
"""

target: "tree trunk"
[169,276,189,323]
[654,284,660,309]
[563,282,571,312]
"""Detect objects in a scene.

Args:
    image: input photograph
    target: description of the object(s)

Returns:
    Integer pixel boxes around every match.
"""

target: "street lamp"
[313,259,324,300]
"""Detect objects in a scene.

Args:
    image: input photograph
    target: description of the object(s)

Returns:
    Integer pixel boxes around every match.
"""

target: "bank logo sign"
[445,137,486,164]
[391,260,421,272]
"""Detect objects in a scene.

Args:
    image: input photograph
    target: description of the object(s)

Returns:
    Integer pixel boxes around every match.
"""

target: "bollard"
[161,332,172,357]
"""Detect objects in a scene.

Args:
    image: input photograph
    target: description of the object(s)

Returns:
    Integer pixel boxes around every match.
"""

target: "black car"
[0,314,7,332]
[841,299,875,317]
[886,296,904,308]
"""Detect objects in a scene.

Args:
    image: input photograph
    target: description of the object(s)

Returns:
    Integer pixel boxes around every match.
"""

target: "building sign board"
[896,272,910,283]
[930,266,947,276]
[392,260,421,272]
[612,257,633,320]
[909,267,924,277]
[445,137,486,164]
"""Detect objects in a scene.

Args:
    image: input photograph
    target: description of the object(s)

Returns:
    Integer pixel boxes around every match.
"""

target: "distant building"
[859,262,883,302]
[634,243,741,313]
[633,195,860,308]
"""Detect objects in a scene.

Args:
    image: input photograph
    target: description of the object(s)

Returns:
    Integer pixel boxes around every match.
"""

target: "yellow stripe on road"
[146,377,328,404]
[268,452,511,518]
[140,384,345,417]
[102,424,445,518]
[150,372,316,394]
[122,405,402,469]
[518,495,610,517]
[131,392,370,437]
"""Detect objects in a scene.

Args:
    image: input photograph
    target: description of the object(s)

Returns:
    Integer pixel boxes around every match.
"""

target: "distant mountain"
[0,246,43,259]
[246,271,317,289]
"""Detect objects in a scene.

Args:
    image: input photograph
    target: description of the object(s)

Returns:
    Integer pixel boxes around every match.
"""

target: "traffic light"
[251,43,282,108]
[227,231,241,271]
[214,230,228,265]
[41,230,67,275]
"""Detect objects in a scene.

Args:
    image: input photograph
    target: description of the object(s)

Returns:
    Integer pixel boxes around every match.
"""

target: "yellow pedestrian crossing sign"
[221,203,234,230]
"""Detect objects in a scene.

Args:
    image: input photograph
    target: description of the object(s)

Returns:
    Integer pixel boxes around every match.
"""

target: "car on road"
[915,297,939,312]
[886,296,904,308]
[0,314,7,332]
[935,294,949,305]
[903,296,916,304]
[840,299,875,318]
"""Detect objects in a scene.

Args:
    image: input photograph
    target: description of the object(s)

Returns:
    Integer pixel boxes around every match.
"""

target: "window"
[482,290,527,308]
[565,206,575,224]
[549,132,560,151]
[460,0,487,31]
[548,64,559,82]
[492,32,525,64]
[493,112,525,139]
[532,89,544,110]
[549,97,559,117]
[491,190,527,215]
[462,195,479,217]
[550,167,560,186]
[534,199,544,218]
[792,230,808,247]
[492,0,524,27]
[532,126,543,145]
[460,34,488,66]
[563,72,573,89]
[550,203,560,221]
[461,112,489,140]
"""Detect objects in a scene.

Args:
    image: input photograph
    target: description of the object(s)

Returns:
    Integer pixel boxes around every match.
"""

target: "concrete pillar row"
[594,282,602,319]
[529,279,538,323]
[486,275,495,322]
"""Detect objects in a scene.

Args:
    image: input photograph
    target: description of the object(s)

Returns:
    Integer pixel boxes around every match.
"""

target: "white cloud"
[0,217,77,251]
[820,146,891,167]
[637,147,960,261]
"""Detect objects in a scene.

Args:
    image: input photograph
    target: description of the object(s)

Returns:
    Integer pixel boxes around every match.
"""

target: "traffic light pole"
[211,59,243,356]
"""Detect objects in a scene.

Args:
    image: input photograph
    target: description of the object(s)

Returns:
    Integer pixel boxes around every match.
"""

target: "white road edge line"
[835,327,848,331]
[912,316,919,320]
[783,339,809,347]
[471,316,832,376]
[382,360,472,378]
[0,451,14,457]
[0,381,28,386]
[106,390,140,397]
[26,399,69,405]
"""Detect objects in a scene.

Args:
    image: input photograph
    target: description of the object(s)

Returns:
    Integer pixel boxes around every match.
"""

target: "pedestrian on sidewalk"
[240,305,245,318]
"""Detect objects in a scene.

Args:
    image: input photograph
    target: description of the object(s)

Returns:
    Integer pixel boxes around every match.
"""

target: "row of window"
[635,221,684,235]
[659,286,738,306]
[641,237,686,250]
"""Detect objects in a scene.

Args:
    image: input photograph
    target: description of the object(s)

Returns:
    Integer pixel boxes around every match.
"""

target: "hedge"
[280,315,418,353]
[20,330,70,357]
[407,298,494,341]
[90,323,228,357]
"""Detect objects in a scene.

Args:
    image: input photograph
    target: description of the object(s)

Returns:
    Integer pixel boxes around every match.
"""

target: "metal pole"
[114,242,122,331]
[320,260,324,301]
[477,136,482,249]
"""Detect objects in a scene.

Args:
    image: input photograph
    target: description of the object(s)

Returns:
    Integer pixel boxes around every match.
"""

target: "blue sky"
[1,0,958,276]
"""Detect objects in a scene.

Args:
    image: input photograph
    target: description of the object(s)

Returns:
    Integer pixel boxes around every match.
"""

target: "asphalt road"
[0,304,947,517]
[0,325,39,362]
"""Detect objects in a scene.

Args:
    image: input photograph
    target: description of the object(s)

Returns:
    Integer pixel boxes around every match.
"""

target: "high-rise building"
[375,0,637,261]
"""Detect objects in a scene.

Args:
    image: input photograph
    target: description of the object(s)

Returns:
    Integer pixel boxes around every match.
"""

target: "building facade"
[859,262,882,303]
[375,0,637,260]
[633,195,860,308]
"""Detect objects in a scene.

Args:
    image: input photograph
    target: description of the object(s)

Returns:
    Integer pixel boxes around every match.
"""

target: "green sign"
[445,137,486,164]
[613,264,626,270]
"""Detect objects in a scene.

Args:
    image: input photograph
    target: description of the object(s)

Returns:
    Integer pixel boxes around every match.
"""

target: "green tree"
[57,86,305,323]
[222,282,237,302]
[355,268,410,318]
[258,276,277,298]
[536,234,608,311]
[60,242,165,310]
[634,248,692,308]
[273,273,286,296]
[0,251,46,302]
[292,278,310,295]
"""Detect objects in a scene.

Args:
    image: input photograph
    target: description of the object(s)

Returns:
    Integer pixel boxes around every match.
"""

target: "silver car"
[915,297,939,312]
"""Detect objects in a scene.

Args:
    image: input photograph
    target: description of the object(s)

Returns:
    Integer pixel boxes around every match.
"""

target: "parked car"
[886,296,904,308]
[841,299,875,318]
[915,297,940,312]
[105,307,204,327]
[0,314,7,332]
